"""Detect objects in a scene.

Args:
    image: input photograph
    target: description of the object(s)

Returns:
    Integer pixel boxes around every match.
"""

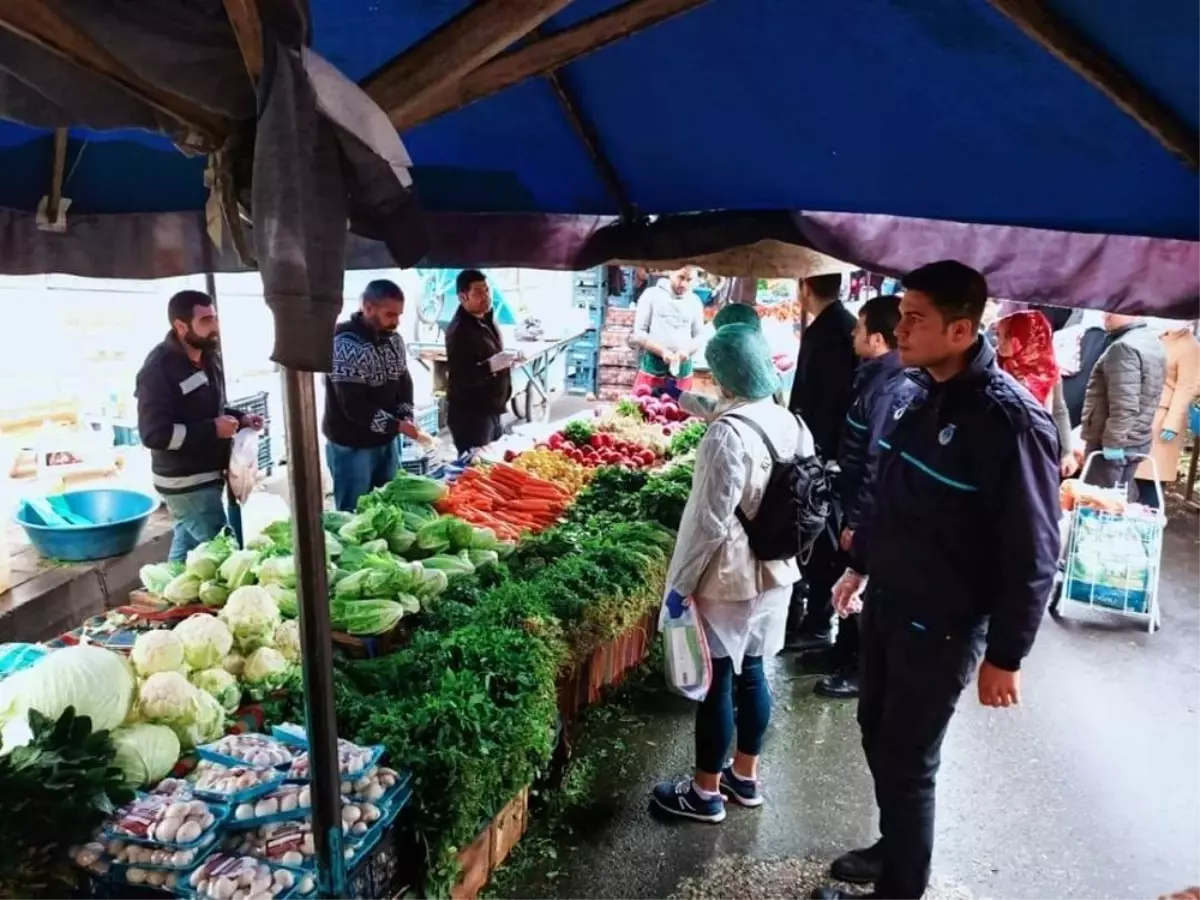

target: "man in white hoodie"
[629,267,705,397]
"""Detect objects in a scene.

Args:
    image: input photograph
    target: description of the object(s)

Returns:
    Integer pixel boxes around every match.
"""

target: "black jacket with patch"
[322,313,415,449]
[788,301,858,459]
[136,334,244,495]
[851,338,1061,672]
[445,307,512,416]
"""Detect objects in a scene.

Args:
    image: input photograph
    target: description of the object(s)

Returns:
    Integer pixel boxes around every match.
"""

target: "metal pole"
[281,368,345,897]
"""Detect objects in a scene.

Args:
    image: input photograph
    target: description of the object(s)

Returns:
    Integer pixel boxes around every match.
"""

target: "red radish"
[503,449,517,462]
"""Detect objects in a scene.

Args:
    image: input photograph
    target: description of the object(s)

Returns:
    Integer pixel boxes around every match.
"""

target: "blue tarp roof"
[0,0,1197,312]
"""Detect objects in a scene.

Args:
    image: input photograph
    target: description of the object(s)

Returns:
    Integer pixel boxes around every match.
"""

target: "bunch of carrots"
[436,462,571,539]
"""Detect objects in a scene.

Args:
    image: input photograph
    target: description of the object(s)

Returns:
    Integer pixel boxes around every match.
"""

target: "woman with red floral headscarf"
[996,310,1078,476]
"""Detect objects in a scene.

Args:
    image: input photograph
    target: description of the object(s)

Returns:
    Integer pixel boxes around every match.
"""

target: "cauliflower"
[131,630,187,678]
[137,671,198,723]
[173,614,233,671]
[273,620,301,663]
[218,586,281,654]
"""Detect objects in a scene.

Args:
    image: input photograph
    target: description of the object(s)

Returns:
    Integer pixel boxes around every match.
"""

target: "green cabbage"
[199,581,230,608]
[360,539,389,555]
[190,667,242,713]
[218,586,281,654]
[184,532,236,580]
[131,630,187,678]
[217,550,260,589]
[139,562,183,596]
[330,598,406,635]
[0,645,135,750]
[111,723,181,787]
[163,571,203,605]
[173,614,233,670]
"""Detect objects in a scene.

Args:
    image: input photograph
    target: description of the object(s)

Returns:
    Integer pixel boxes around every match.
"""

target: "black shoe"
[830,842,883,885]
[784,631,832,653]
[810,889,877,899]
[795,647,839,675]
[814,672,860,700]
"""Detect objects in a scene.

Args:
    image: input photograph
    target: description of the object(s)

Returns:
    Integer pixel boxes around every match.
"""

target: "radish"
[632,384,652,398]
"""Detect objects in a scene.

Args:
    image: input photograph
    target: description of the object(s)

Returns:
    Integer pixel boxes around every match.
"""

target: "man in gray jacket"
[1080,314,1167,497]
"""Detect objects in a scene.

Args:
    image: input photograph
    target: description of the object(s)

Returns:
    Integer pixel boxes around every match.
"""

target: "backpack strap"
[724,412,782,463]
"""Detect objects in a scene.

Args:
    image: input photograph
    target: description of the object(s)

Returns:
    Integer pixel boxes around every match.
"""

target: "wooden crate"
[600,326,632,348]
[606,308,636,328]
[450,788,531,900]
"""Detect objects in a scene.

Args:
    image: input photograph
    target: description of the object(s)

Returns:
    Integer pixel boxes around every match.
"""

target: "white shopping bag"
[661,600,712,702]
[227,428,261,505]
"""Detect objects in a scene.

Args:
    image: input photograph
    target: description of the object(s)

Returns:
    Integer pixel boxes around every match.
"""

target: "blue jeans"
[163,484,230,562]
[694,655,771,774]
[326,439,399,512]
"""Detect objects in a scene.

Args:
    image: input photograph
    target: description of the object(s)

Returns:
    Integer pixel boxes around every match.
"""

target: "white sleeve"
[630,292,654,350]
[665,421,747,596]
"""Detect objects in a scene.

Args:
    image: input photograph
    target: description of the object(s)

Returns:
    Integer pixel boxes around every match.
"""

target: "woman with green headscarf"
[679,304,768,419]
[652,324,815,824]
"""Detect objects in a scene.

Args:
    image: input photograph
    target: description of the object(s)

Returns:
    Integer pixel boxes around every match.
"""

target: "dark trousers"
[448,406,503,454]
[1083,442,1149,501]
[858,589,983,899]
[1134,478,1162,509]
[694,656,771,774]
[795,530,842,637]
[831,611,860,671]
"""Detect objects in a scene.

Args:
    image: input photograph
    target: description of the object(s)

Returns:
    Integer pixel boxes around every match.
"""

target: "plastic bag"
[228,429,261,505]
[660,596,712,702]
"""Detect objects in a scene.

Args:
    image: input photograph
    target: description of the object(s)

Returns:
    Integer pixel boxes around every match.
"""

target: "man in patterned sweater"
[322,280,425,511]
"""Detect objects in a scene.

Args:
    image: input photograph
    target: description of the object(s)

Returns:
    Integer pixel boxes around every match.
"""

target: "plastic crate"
[229,391,272,477]
[566,360,598,395]
[415,404,439,437]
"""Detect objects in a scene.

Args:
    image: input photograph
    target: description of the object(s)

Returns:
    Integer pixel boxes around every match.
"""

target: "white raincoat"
[664,396,811,673]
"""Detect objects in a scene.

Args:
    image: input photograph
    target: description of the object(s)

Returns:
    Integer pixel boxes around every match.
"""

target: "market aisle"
[500,509,1199,900]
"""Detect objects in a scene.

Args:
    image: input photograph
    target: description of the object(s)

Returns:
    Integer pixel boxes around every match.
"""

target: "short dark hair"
[362,279,403,305]
[167,290,213,326]
[902,261,988,327]
[456,269,487,296]
[860,294,901,348]
[804,273,842,302]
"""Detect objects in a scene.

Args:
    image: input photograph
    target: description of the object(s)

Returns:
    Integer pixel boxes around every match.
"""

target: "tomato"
[589,434,605,450]
[639,450,656,467]
[547,433,564,450]
[562,440,576,452]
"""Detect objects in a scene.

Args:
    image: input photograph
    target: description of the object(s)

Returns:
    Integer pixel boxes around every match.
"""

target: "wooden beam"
[364,0,575,128]
[385,0,711,130]
[985,0,1198,169]
[46,127,68,225]
[0,0,228,139]
[222,0,263,81]
[544,69,636,220]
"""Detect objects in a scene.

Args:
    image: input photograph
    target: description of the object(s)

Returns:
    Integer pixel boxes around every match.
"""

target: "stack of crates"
[565,267,607,396]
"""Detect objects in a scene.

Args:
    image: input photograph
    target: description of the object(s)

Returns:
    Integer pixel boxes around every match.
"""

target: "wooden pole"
[46,127,68,226]
[985,0,1198,169]
[380,0,711,131]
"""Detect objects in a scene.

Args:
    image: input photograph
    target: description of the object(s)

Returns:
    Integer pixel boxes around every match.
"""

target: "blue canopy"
[0,0,1196,315]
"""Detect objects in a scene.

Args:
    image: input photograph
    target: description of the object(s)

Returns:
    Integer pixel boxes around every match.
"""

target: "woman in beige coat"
[1135,324,1200,506]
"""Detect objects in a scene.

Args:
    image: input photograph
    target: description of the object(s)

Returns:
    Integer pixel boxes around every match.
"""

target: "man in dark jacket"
[787,273,858,651]
[137,290,262,561]
[809,294,912,700]
[812,262,1060,900]
[445,269,516,452]
[322,280,424,512]
[1080,314,1167,497]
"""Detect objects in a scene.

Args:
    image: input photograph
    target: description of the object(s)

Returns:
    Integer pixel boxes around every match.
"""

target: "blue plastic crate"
[415,404,439,437]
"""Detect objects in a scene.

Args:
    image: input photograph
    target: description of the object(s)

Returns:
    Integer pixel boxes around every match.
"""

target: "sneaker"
[784,630,833,654]
[830,841,883,885]
[650,779,726,823]
[719,766,764,808]
[814,672,860,700]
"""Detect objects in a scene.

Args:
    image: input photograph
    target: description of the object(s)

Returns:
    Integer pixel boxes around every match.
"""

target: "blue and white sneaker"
[720,766,764,807]
[650,779,726,823]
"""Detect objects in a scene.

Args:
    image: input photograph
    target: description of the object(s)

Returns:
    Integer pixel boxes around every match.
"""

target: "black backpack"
[725,412,837,564]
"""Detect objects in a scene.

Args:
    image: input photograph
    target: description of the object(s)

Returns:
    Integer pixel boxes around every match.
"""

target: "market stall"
[0,392,707,899]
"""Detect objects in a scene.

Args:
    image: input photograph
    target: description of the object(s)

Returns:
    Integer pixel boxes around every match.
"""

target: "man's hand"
[398,420,421,440]
[839,527,854,552]
[215,415,240,439]
[662,348,679,366]
[1059,455,1080,478]
[978,660,1021,708]
[239,413,265,431]
[831,569,865,618]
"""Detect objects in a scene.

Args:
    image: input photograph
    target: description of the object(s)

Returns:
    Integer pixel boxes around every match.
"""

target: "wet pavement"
[501,507,1199,899]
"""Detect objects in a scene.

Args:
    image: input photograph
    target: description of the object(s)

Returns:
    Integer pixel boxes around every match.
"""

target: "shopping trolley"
[1058,452,1165,632]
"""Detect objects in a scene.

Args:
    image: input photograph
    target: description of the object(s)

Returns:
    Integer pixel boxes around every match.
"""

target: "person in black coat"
[808,294,913,700]
[786,273,858,651]
[812,261,1060,900]
[445,269,516,453]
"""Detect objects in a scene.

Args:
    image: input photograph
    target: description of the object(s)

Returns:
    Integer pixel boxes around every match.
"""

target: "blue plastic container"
[15,489,158,561]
